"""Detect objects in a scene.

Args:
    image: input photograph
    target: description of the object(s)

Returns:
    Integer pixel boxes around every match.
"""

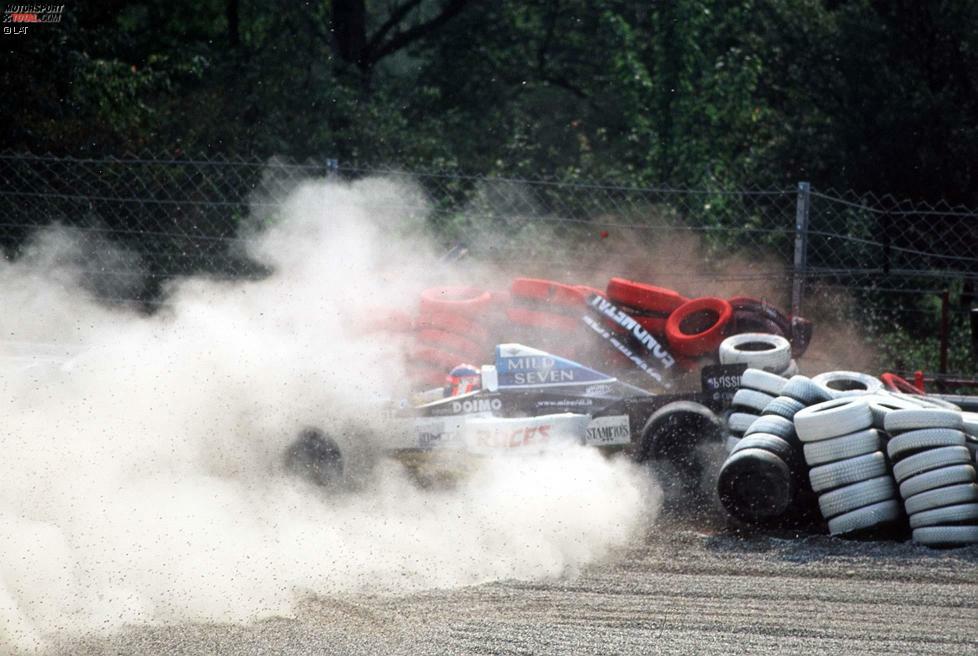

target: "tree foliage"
[3,0,978,204]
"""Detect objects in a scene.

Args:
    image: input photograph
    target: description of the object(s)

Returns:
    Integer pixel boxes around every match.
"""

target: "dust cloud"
[0,177,653,652]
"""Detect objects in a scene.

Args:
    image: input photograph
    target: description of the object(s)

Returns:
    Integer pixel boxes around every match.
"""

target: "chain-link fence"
[1,151,976,378]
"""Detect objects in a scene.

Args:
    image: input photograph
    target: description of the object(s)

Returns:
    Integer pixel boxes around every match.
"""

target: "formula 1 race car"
[286,341,747,488]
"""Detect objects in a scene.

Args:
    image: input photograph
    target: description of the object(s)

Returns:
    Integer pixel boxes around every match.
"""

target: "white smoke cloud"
[0,176,653,652]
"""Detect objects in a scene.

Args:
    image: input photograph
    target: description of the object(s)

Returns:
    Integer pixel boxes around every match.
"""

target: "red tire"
[419,286,493,317]
[574,285,606,300]
[406,364,449,389]
[634,316,667,338]
[510,278,588,308]
[665,297,734,357]
[352,308,415,334]
[881,372,924,395]
[606,277,687,316]
[414,311,489,344]
[408,346,474,372]
[506,306,580,332]
[415,329,485,363]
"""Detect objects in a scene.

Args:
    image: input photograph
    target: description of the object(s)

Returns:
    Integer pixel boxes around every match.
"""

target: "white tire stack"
[795,397,901,536]
[723,368,789,452]
[885,409,978,547]
[717,373,833,524]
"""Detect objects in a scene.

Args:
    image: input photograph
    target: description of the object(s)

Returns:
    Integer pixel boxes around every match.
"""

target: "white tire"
[794,398,873,443]
[725,434,740,453]
[809,451,889,493]
[728,412,759,435]
[732,388,776,413]
[803,428,883,467]
[817,475,896,519]
[892,446,972,483]
[865,394,925,429]
[744,415,796,441]
[904,483,978,515]
[719,333,792,372]
[962,411,978,437]
[909,502,978,529]
[813,371,884,397]
[731,433,796,463]
[912,525,978,546]
[884,408,963,434]
[740,368,789,396]
[781,375,833,406]
[886,428,967,462]
[780,359,799,377]
[761,395,805,421]
[899,463,977,499]
[827,499,902,536]
[919,396,962,411]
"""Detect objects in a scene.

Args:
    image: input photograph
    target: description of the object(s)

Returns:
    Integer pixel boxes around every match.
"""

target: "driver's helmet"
[446,364,481,396]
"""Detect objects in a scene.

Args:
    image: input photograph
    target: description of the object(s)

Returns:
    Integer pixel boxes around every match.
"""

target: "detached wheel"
[285,427,344,488]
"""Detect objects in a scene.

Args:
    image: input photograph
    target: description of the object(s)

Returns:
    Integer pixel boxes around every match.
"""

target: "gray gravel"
[45,524,978,655]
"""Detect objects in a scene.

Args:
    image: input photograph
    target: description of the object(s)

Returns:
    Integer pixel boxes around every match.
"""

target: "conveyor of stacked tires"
[719,366,978,548]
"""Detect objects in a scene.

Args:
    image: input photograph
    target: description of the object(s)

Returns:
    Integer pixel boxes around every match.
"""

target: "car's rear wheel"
[285,427,344,488]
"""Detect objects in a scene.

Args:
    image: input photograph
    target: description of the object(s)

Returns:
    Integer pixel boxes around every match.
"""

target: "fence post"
[791,181,811,317]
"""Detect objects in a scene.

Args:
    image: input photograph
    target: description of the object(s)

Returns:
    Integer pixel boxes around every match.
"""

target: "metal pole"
[970,306,978,371]
[791,182,811,317]
[939,290,950,392]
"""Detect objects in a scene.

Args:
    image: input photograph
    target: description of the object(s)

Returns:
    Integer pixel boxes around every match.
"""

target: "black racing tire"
[717,448,795,523]
[284,427,344,488]
[637,401,723,475]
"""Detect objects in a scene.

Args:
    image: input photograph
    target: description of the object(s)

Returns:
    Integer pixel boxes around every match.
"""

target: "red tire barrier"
[665,297,734,357]
[606,277,687,316]
[881,372,924,395]
[419,286,493,317]
[408,346,474,372]
[415,329,485,363]
[510,278,589,309]
[506,306,579,332]
[414,311,490,344]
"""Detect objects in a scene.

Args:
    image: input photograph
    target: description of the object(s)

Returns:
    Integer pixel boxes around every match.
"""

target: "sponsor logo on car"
[474,424,551,449]
[583,415,631,446]
[451,397,503,414]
